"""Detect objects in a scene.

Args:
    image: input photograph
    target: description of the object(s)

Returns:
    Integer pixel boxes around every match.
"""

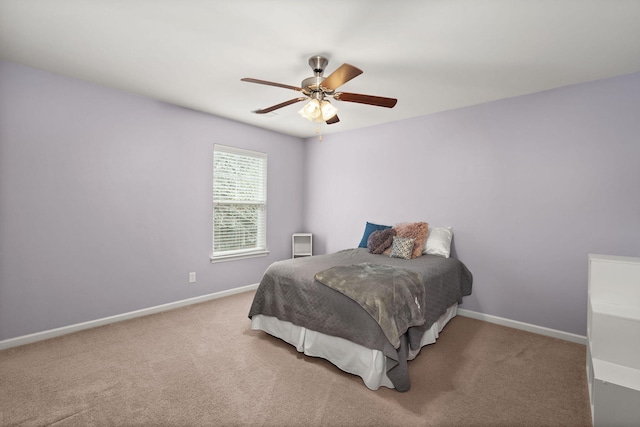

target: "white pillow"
[423,227,453,258]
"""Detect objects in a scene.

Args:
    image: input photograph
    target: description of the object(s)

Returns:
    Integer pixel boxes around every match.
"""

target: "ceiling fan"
[241,55,397,125]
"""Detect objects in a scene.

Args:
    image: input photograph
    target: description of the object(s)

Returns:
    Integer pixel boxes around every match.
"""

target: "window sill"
[210,250,269,263]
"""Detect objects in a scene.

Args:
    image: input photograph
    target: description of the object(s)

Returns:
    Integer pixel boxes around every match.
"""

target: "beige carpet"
[0,291,592,426]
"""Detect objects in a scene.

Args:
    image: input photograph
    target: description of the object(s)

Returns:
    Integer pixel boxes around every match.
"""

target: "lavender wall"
[1,59,638,342]
[303,72,640,336]
[0,60,304,341]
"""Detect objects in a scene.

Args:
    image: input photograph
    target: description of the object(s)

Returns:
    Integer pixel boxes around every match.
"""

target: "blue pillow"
[358,222,392,248]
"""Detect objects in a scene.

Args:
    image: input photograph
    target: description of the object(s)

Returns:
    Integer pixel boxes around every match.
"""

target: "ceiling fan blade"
[252,97,307,114]
[326,115,340,125]
[334,92,398,108]
[241,78,302,92]
[320,64,363,91]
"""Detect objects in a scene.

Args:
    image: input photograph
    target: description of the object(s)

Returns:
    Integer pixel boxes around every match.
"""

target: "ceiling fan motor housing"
[302,56,332,97]
[301,76,329,96]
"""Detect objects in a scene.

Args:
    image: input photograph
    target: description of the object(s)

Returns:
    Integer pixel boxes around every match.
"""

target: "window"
[212,144,268,262]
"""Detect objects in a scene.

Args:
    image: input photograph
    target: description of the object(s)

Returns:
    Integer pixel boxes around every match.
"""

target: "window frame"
[211,144,269,263]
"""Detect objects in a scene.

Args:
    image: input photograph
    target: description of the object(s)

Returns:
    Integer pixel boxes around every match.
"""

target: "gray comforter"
[248,248,473,391]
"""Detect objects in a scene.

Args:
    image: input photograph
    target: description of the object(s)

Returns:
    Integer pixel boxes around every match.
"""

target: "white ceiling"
[1,0,640,138]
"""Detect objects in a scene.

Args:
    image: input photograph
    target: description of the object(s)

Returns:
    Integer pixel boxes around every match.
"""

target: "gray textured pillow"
[367,228,397,254]
[389,236,415,260]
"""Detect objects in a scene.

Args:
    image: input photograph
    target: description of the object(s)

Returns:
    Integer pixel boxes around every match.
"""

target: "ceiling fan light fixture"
[298,99,322,121]
[320,100,338,121]
[298,99,338,122]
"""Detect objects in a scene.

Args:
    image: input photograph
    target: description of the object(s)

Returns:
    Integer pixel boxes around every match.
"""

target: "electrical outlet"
[189,272,196,283]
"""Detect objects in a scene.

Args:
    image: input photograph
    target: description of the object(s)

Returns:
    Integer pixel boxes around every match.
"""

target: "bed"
[248,242,473,391]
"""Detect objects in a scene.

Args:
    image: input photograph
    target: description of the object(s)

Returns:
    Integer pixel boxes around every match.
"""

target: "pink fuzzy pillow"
[383,222,429,259]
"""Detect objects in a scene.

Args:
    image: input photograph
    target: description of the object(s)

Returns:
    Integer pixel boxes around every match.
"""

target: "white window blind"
[212,144,268,261]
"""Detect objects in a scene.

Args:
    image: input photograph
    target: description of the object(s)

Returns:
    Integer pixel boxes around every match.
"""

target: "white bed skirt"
[250,303,458,390]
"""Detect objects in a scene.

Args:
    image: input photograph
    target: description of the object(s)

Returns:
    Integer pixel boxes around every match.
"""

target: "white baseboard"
[457,308,587,345]
[0,283,260,351]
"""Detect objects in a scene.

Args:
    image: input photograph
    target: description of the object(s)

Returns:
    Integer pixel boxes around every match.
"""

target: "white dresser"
[587,254,640,426]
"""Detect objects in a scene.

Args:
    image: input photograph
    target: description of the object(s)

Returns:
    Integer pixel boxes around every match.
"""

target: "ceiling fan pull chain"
[316,126,322,142]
